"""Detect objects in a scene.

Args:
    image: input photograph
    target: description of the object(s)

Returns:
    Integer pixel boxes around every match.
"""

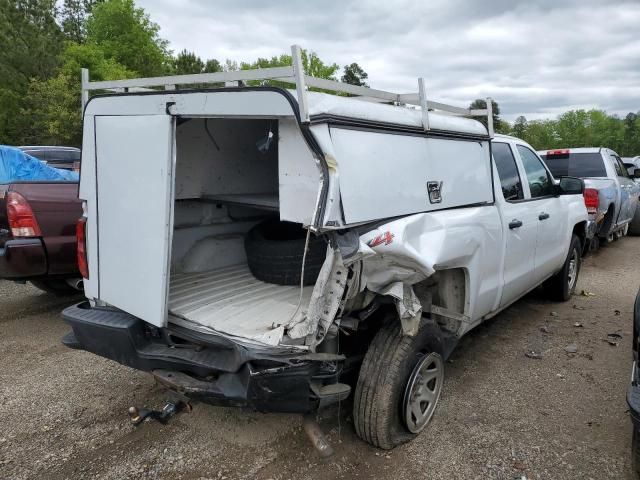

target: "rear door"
[612,153,638,224]
[94,115,174,327]
[492,141,538,308]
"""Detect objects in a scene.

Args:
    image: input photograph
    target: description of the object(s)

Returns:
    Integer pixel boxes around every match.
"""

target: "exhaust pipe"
[66,278,84,291]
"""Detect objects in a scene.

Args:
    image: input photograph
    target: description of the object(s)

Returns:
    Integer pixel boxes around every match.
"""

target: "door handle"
[509,219,523,229]
[538,212,550,220]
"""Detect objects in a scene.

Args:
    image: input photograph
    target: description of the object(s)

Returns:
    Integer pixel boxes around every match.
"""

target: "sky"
[136,0,640,122]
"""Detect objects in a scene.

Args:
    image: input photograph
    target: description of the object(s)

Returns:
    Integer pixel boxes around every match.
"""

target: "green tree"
[174,49,204,74]
[204,58,222,73]
[59,0,100,43]
[19,42,135,146]
[512,115,528,139]
[341,63,368,87]
[0,0,64,143]
[469,98,504,133]
[86,0,171,76]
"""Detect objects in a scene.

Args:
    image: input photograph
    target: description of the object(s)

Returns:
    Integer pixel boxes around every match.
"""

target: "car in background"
[622,157,640,235]
[628,287,640,478]
[1,146,83,294]
[18,146,81,172]
[539,148,640,245]
[622,155,640,179]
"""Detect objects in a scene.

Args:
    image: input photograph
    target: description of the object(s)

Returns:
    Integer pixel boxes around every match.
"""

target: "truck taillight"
[6,191,41,237]
[583,188,599,214]
[77,217,89,279]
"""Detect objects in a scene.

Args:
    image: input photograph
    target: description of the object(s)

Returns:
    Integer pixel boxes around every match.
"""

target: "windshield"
[541,152,607,178]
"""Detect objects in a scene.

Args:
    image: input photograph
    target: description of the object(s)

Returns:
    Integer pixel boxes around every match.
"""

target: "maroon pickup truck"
[0,182,82,294]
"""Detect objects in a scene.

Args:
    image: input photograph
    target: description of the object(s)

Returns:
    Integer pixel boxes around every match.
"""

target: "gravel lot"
[1,237,638,480]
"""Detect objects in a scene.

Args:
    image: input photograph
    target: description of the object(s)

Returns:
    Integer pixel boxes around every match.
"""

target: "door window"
[614,155,630,178]
[517,145,554,198]
[492,142,523,201]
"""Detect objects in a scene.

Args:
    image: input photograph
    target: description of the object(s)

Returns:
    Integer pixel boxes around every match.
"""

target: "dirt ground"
[0,237,638,480]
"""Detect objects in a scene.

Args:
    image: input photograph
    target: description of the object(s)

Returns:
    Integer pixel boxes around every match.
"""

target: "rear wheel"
[353,318,445,449]
[545,234,581,301]
[629,206,640,236]
[633,425,640,479]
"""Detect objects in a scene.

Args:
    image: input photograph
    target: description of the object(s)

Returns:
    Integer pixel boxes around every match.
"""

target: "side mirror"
[557,176,584,195]
[634,169,640,179]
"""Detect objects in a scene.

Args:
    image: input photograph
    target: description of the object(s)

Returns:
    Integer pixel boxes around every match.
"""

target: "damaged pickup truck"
[62,47,589,449]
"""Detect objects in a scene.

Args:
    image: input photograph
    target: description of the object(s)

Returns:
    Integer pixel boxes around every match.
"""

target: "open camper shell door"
[93,115,175,327]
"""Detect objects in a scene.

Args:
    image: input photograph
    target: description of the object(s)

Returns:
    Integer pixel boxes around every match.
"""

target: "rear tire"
[633,425,640,479]
[30,279,80,296]
[545,234,581,302]
[353,317,445,449]
[630,206,640,236]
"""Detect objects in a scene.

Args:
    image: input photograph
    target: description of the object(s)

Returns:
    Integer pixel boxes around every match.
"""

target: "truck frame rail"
[81,45,494,137]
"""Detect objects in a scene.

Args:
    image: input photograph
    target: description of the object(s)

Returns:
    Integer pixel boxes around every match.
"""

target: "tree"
[341,63,368,87]
[469,98,503,133]
[0,0,64,143]
[59,0,100,43]
[86,0,171,76]
[18,42,135,146]
[174,49,205,75]
[512,115,528,139]
[204,59,222,73]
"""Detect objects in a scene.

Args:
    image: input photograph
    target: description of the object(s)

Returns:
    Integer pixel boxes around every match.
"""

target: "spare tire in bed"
[244,219,326,286]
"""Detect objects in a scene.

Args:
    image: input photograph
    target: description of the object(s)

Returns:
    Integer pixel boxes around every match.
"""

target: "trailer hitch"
[128,400,191,426]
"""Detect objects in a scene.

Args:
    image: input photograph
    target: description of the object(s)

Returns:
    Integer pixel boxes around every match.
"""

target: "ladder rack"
[81,45,494,137]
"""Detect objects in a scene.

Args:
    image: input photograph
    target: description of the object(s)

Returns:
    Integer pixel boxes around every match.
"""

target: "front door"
[94,115,174,327]
[515,144,567,282]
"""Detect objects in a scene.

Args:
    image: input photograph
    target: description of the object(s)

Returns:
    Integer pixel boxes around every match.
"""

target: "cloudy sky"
[136,0,640,122]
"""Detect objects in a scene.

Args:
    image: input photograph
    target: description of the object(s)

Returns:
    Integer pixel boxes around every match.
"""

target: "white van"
[63,46,588,449]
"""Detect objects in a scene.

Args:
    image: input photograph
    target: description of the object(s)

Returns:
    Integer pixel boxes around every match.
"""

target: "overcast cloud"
[136,0,640,121]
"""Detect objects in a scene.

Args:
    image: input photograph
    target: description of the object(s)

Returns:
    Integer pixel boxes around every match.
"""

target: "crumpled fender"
[357,212,486,334]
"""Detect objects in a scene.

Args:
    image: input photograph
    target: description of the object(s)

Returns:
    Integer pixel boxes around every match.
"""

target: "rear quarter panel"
[8,182,81,275]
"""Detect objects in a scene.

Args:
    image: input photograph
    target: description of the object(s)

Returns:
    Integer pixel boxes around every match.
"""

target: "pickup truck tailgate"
[5,182,81,274]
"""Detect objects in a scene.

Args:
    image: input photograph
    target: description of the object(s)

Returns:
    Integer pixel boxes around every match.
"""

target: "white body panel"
[94,115,174,327]
[328,128,493,224]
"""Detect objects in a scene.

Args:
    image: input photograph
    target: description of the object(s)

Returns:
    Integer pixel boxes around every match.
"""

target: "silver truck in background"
[622,156,640,235]
[539,148,640,245]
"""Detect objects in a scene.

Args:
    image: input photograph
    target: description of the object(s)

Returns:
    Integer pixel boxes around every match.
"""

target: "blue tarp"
[0,145,79,183]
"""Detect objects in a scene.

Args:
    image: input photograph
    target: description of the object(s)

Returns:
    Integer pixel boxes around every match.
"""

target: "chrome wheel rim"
[403,352,444,433]
[567,247,578,291]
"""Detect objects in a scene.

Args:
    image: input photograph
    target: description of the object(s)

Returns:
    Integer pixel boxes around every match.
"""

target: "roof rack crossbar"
[80,45,495,137]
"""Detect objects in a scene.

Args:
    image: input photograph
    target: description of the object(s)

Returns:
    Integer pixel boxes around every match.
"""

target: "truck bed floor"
[168,264,312,345]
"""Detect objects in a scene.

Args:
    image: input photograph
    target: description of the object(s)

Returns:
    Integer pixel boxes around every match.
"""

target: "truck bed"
[168,264,312,345]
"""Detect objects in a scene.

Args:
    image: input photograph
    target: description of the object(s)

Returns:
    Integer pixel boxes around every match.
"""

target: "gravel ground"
[0,237,638,480]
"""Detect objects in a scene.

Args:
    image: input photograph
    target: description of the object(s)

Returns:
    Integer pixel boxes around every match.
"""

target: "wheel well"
[413,268,467,335]
[600,204,615,235]
[572,221,586,250]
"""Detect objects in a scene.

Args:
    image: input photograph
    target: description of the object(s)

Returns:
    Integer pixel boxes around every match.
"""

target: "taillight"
[583,188,599,214]
[6,191,41,237]
[77,217,89,279]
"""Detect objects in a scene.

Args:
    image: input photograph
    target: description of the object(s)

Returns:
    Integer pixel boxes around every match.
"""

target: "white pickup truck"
[62,47,588,450]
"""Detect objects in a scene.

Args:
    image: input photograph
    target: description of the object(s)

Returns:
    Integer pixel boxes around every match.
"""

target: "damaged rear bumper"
[62,302,347,414]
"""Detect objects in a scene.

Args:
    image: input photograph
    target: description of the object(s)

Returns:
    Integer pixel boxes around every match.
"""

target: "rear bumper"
[62,303,343,413]
[0,238,47,279]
